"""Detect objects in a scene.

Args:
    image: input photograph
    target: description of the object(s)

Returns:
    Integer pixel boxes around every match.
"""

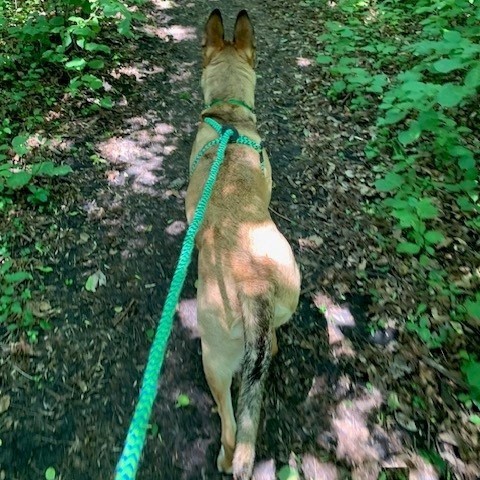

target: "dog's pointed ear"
[233,10,255,66]
[203,9,224,64]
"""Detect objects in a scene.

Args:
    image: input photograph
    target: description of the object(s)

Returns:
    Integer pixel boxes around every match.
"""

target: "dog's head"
[201,9,256,109]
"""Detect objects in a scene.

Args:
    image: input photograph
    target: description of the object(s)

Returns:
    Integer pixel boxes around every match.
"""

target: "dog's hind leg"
[202,342,240,474]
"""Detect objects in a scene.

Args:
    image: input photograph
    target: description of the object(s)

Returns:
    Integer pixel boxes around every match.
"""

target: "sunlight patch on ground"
[301,454,338,479]
[141,24,196,42]
[296,57,312,67]
[98,121,176,193]
[178,298,199,338]
[313,292,356,357]
[154,0,177,9]
[111,65,165,83]
[333,386,384,465]
[252,458,275,479]
[165,220,186,236]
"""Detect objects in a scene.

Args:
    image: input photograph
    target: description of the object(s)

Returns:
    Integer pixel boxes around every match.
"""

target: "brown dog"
[185,9,301,480]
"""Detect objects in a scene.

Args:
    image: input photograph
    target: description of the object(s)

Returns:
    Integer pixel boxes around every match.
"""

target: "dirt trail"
[1,1,419,479]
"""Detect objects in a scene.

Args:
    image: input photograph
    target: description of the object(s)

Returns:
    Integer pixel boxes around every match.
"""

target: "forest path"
[2,1,427,479]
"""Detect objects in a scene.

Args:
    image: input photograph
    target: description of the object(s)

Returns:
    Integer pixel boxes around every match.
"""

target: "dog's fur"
[185,10,301,480]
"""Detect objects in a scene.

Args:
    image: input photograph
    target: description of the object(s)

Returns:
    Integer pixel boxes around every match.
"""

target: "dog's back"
[185,10,300,480]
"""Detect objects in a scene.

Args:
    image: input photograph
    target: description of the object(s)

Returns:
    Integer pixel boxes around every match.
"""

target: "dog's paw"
[232,442,255,480]
[217,446,233,474]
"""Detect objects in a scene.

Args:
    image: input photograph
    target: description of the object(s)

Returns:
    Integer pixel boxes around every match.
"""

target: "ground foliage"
[0,0,479,479]
[0,0,143,337]
[308,0,479,475]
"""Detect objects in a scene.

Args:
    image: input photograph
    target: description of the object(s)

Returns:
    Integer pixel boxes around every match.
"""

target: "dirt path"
[2,1,455,479]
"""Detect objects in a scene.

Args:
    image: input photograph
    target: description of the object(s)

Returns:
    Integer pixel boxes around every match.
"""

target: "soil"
[1,1,479,480]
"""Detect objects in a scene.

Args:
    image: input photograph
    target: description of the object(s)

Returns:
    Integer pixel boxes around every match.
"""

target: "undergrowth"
[0,0,143,340]
[315,0,479,427]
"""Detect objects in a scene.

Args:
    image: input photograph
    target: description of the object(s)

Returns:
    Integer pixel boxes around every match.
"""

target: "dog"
[185,9,301,479]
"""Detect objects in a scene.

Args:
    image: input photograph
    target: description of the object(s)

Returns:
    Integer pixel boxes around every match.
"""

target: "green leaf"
[87,59,104,70]
[10,301,22,314]
[331,80,346,93]
[0,260,12,275]
[40,319,52,331]
[465,299,480,321]
[99,97,113,108]
[462,361,480,391]
[416,199,438,219]
[375,172,404,192]
[6,171,32,189]
[457,196,476,213]
[52,165,73,176]
[85,275,98,292]
[380,109,408,126]
[65,58,87,70]
[465,65,480,88]
[146,328,154,340]
[85,271,106,293]
[459,156,475,170]
[433,58,464,73]
[35,162,55,175]
[424,230,445,245]
[5,271,33,283]
[49,16,64,27]
[149,422,159,437]
[85,42,111,54]
[118,18,132,37]
[392,209,418,229]
[82,74,103,90]
[396,242,421,255]
[45,467,56,480]
[175,394,190,408]
[12,135,29,156]
[398,122,422,145]
[35,266,53,273]
[443,30,462,43]
[384,198,408,209]
[449,145,475,170]
[316,55,333,64]
[278,465,300,480]
[470,415,480,425]
[437,84,468,108]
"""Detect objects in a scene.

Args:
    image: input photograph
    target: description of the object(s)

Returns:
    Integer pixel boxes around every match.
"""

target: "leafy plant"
[316,0,479,352]
[0,259,33,331]
[0,0,145,342]
[458,351,480,409]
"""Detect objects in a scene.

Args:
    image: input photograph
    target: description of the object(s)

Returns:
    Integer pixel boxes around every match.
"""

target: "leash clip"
[221,124,240,142]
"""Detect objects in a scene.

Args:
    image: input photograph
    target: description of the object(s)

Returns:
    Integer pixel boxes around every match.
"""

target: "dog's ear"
[233,10,255,66]
[203,9,224,64]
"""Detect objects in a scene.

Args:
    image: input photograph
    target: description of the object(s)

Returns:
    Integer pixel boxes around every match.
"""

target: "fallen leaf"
[85,271,106,293]
[0,395,11,414]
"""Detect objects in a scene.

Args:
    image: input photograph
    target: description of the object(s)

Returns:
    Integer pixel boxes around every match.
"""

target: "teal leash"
[115,124,238,480]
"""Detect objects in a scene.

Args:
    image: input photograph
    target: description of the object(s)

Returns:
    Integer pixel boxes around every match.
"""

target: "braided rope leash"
[115,126,236,480]
[190,117,264,175]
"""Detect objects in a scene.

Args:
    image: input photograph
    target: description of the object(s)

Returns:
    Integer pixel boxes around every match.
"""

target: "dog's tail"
[232,289,275,480]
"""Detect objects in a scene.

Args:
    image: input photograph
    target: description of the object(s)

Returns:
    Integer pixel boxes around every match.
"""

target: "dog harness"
[190,117,265,176]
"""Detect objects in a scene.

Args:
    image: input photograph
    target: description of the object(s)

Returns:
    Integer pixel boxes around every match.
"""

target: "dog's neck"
[201,104,256,129]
